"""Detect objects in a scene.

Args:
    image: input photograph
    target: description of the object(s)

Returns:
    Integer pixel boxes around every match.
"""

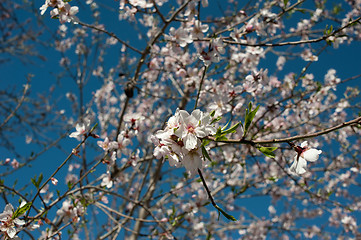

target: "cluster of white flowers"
[198,38,226,66]
[152,109,216,176]
[40,0,79,24]
[164,20,209,48]
[290,141,322,175]
[0,203,25,239]
[56,199,84,223]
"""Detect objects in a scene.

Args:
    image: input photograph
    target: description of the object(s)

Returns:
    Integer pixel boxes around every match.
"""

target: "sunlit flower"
[97,137,118,151]
[101,172,113,188]
[191,20,209,39]
[175,109,214,151]
[0,203,26,239]
[152,108,216,177]
[290,141,322,175]
[69,119,91,140]
[50,3,79,24]
[56,200,78,223]
[198,38,226,66]
[182,147,203,177]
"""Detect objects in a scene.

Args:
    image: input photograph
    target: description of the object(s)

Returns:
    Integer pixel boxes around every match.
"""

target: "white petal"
[290,156,307,175]
[69,6,79,15]
[194,127,208,138]
[185,134,198,151]
[303,149,322,162]
[4,203,14,213]
[178,110,190,121]
[75,123,84,132]
[14,218,25,226]
[191,109,202,121]
[182,151,202,177]
[7,227,17,238]
[69,132,79,138]
[300,141,308,148]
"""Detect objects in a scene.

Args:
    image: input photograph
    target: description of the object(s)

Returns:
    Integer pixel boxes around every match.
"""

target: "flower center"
[187,125,195,133]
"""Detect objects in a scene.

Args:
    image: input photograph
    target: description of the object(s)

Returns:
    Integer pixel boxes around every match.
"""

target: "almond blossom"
[40,0,79,24]
[198,38,226,66]
[97,137,118,152]
[69,119,91,140]
[153,109,216,176]
[165,26,193,47]
[191,20,209,39]
[290,141,322,175]
[0,203,26,239]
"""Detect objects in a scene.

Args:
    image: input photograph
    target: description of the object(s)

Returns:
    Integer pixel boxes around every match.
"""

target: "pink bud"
[51,177,58,185]
[246,24,254,32]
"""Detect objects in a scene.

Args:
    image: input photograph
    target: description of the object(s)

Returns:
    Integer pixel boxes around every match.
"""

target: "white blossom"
[0,203,26,239]
[69,119,91,140]
[290,141,322,175]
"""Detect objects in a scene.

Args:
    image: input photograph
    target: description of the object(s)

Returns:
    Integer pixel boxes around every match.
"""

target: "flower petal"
[303,148,322,162]
[290,156,307,175]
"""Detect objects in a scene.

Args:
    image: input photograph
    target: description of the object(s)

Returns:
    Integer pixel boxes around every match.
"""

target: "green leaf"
[221,121,241,135]
[221,120,230,131]
[210,110,216,117]
[215,205,237,221]
[244,102,259,136]
[258,147,278,158]
[214,126,228,141]
[332,4,343,15]
[215,126,222,136]
[210,115,222,124]
[31,174,43,189]
[268,176,278,182]
[201,145,212,162]
[13,202,32,219]
[202,139,211,146]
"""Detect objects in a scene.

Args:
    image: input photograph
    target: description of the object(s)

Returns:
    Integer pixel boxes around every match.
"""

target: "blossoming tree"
[1,0,361,239]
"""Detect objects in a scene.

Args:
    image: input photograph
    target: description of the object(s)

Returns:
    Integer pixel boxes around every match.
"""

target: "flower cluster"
[0,203,25,239]
[56,199,85,223]
[40,0,79,24]
[152,109,216,176]
[290,141,322,175]
[198,38,226,66]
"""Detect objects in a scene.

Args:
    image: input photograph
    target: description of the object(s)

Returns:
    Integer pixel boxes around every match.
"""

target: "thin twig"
[194,66,207,110]
[207,115,361,145]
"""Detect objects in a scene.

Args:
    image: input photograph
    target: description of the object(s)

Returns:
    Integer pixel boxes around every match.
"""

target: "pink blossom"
[101,172,113,189]
[51,177,58,186]
[11,159,19,169]
[56,200,78,223]
[69,119,91,140]
[165,26,193,47]
[191,20,209,39]
[0,203,26,239]
[97,137,118,151]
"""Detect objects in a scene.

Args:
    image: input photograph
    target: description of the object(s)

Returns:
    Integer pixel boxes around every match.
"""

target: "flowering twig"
[27,124,98,219]
[207,115,361,145]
